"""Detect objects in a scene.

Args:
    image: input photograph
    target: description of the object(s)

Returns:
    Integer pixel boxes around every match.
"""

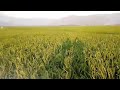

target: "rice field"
[0,26,120,79]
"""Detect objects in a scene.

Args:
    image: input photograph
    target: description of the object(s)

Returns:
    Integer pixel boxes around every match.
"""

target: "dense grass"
[0,26,120,79]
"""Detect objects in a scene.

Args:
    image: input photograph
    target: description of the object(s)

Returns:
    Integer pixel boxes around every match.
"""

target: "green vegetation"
[0,26,120,79]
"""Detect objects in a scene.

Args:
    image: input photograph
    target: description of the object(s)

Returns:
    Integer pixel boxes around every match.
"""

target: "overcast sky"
[0,11,120,19]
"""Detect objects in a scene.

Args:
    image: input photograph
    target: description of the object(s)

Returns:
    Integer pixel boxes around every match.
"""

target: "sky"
[0,11,120,19]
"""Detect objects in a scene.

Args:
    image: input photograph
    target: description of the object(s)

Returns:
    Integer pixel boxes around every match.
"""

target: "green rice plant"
[0,26,120,79]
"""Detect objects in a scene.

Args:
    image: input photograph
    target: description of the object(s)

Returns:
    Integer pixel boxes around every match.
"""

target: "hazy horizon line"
[0,11,120,19]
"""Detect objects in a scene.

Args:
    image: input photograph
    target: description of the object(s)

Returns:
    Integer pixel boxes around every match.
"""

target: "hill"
[0,13,120,26]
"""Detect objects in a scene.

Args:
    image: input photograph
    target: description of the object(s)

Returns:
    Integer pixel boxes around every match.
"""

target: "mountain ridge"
[0,13,120,26]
